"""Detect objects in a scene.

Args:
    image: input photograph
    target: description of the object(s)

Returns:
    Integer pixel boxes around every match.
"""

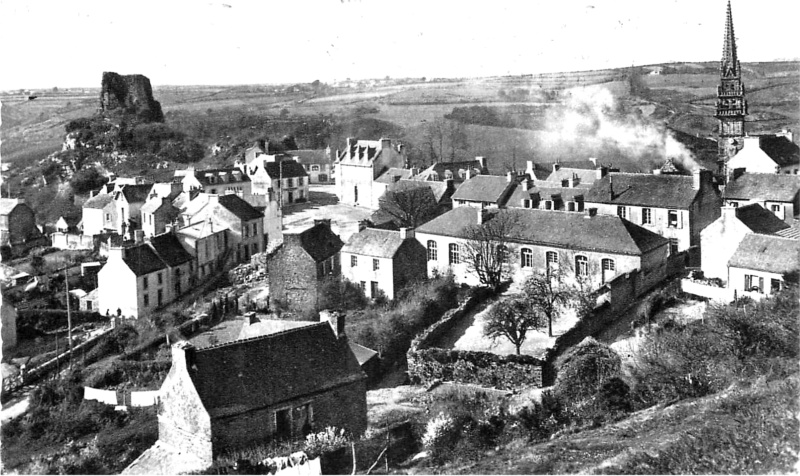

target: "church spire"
[721,0,739,77]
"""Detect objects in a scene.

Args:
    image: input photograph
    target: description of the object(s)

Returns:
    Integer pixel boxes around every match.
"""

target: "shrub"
[421,413,460,458]
[554,337,621,402]
[304,426,349,458]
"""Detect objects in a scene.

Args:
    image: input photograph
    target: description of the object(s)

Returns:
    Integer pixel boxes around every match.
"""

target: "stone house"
[451,173,521,209]
[175,220,232,282]
[584,170,721,254]
[415,157,489,183]
[81,193,116,236]
[96,232,193,319]
[79,288,99,312]
[181,167,252,198]
[244,155,309,206]
[728,234,799,297]
[112,184,154,235]
[415,207,669,290]
[700,204,789,281]
[55,215,82,234]
[155,314,366,470]
[0,199,47,257]
[289,148,334,183]
[723,172,800,224]
[505,175,593,212]
[335,137,405,209]
[725,135,800,175]
[341,227,426,300]
[140,197,180,238]
[268,220,343,313]
[183,194,265,264]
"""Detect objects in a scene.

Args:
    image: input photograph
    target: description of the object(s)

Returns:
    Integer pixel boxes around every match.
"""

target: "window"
[601,258,615,283]
[143,276,149,290]
[351,255,358,267]
[668,210,679,228]
[669,238,679,256]
[575,255,588,277]
[359,281,366,292]
[373,259,379,271]
[521,248,533,268]
[546,251,558,271]
[205,241,210,259]
[252,243,258,254]
[497,245,508,263]
[427,241,438,261]
[157,289,163,306]
[311,165,320,172]
[105,213,110,221]
[287,178,294,187]
[771,204,782,218]
[157,273,163,285]
[143,294,149,307]
[641,208,652,225]
[448,243,460,265]
[523,199,531,208]
[244,225,249,238]
[370,281,379,298]
[771,279,782,294]
[729,201,739,208]
[299,177,304,186]
[744,274,764,293]
[617,206,627,219]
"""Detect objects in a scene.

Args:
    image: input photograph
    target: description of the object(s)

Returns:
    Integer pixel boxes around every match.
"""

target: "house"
[140,197,180,238]
[81,193,116,236]
[111,184,154,235]
[701,204,789,281]
[79,288,99,312]
[0,199,47,257]
[451,173,521,209]
[181,167,252,198]
[415,157,489,183]
[55,215,82,234]
[184,194,265,264]
[723,172,800,224]
[289,148,334,183]
[153,314,366,471]
[728,234,799,297]
[244,155,309,206]
[96,232,193,319]
[725,134,800,175]
[175,219,232,281]
[584,170,721,254]
[415,207,669,290]
[268,220,343,313]
[335,137,406,208]
[371,179,454,230]
[341,227,426,300]
[505,174,591,212]
[1,299,17,354]
[543,163,604,187]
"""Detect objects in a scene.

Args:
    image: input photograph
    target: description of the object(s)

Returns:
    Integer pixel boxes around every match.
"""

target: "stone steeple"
[715,0,747,177]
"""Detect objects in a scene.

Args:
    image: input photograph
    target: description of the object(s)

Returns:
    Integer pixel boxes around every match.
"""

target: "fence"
[50,232,95,251]
[406,287,544,390]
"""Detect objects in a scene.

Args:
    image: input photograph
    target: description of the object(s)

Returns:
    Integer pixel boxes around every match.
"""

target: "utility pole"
[65,268,73,368]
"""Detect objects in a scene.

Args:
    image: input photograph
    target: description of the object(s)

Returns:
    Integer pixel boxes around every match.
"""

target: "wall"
[689,181,723,248]
[268,239,319,313]
[588,203,692,251]
[1,300,17,354]
[337,163,375,208]
[341,253,394,299]
[50,232,95,250]
[392,239,427,298]
[97,256,140,318]
[82,208,105,236]
[728,266,785,298]
[700,210,748,281]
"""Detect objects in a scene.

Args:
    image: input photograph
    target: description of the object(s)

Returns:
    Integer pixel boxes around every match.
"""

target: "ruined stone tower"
[715,0,747,176]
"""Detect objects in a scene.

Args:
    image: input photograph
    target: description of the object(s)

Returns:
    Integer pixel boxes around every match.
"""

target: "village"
[1,2,799,475]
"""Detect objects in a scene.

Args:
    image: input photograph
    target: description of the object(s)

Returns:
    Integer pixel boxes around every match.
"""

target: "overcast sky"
[0,0,797,90]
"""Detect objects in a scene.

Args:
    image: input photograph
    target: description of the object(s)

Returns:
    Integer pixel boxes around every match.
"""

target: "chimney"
[314,218,332,228]
[171,341,197,374]
[134,229,144,244]
[588,157,597,166]
[522,178,531,191]
[346,137,356,149]
[728,167,746,182]
[477,206,489,225]
[444,178,454,191]
[466,168,474,180]
[552,162,560,172]
[585,207,598,218]
[721,205,738,223]
[380,137,391,150]
[89,190,96,198]
[207,194,219,204]
[165,223,173,234]
[319,310,345,339]
[399,227,414,240]
[108,246,125,261]
[608,175,614,200]
[596,166,608,180]
[476,156,487,170]
[693,169,711,191]
[506,171,515,183]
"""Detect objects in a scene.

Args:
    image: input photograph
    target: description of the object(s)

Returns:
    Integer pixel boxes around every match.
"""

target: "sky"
[0,0,798,91]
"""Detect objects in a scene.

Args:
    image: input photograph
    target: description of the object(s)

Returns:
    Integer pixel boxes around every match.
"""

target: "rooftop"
[217,194,264,222]
[723,172,800,203]
[342,228,407,259]
[452,175,518,205]
[734,204,790,235]
[585,173,705,209]
[728,234,800,274]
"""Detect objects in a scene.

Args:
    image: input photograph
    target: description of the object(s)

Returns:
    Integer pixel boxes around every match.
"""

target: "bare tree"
[445,120,468,162]
[521,270,571,338]
[483,297,546,355]
[423,118,445,163]
[376,187,439,229]
[461,209,518,291]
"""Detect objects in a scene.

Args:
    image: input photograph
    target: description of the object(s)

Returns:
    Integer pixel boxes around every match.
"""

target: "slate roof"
[342,228,406,259]
[506,183,587,208]
[193,167,250,185]
[375,168,415,184]
[387,179,453,203]
[0,199,21,215]
[289,149,330,165]
[189,323,365,417]
[757,135,800,168]
[119,184,154,204]
[723,173,800,202]
[291,223,344,262]
[149,233,194,267]
[545,168,600,186]
[83,194,115,210]
[218,194,264,222]
[416,159,488,183]
[263,160,309,179]
[452,175,517,204]
[728,234,800,274]
[140,198,173,214]
[237,318,315,341]
[585,173,701,209]
[775,220,800,240]
[177,220,227,239]
[416,207,668,256]
[349,342,379,365]
[734,204,790,235]
[123,244,167,276]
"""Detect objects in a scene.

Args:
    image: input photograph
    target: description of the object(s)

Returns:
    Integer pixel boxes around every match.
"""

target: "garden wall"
[407,287,544,390]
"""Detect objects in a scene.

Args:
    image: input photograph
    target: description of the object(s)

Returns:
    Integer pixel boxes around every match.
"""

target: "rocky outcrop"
[99,72,163,122]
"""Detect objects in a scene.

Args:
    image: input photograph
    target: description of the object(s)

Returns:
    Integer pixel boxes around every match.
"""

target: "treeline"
[445,105,549,130]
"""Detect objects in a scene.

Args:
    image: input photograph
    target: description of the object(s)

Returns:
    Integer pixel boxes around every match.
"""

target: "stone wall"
[267,239,320,313]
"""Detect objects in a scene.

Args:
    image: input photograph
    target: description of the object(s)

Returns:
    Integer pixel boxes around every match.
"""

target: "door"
[287,191,294,204]
[354,186,358,204]
[275,408,291,440]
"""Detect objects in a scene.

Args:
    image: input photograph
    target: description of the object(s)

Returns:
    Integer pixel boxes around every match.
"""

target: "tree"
[376,186,439,229]
[461,209,518,291]
[423,118,445,162]
[483,297,545,355]
[521,271,571,338]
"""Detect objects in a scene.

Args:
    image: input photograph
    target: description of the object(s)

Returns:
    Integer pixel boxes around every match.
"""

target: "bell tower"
[715,0,747,176]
